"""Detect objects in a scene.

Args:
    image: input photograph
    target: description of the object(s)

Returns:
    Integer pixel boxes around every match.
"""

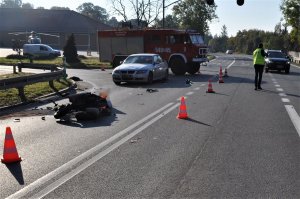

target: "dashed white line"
[275,84,280,87]
[279,93,287,97]
[193,87,200,90]
[276,88,284,92]
[186,91,194,96]
[281,98,290,103]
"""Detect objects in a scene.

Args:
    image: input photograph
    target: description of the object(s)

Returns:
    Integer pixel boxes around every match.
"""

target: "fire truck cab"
[98,29,208,75]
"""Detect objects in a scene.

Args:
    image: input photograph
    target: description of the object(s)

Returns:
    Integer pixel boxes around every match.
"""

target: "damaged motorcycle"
[54,92,112,121]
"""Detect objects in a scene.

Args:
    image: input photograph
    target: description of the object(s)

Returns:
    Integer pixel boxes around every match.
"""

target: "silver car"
[112,53,169,85]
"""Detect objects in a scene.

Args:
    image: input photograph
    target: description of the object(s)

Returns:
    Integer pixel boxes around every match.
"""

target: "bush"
[63,34,80,64]
[6,54,26,59]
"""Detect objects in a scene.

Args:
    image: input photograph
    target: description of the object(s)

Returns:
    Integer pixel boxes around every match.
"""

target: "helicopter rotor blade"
[38,33,60,37]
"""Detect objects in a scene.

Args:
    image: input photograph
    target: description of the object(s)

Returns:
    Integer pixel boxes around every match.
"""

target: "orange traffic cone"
[177,96,188,119]
[219,66,224,83]
[206,79,215,93]
[1,127,22,164]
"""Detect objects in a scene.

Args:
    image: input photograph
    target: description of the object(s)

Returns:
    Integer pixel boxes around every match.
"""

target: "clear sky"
[25,0,284,37]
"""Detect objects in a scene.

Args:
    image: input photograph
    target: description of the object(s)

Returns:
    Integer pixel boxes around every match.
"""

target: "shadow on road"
[5,162,24,185]
[185,117,212,127]
[55,107,125,128]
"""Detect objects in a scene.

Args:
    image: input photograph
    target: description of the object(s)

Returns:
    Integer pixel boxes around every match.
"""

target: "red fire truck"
[98,29,208,75]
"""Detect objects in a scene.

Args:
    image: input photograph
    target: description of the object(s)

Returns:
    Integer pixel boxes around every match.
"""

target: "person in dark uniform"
[253,43,266,90]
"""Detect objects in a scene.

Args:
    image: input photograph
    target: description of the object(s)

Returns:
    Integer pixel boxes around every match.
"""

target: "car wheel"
[285,68,290,74]
[147,72,153,84]
[113,80,121,85]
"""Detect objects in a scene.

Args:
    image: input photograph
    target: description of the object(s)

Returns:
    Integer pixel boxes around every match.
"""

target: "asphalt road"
[0,54,299,198]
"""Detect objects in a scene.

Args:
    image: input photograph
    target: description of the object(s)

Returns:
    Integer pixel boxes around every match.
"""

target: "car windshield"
[268,51,286,58]
[189,34,204,44]
[124,55,153,64]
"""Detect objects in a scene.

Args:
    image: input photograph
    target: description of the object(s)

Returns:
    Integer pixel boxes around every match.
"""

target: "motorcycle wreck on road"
[53,91,112,122]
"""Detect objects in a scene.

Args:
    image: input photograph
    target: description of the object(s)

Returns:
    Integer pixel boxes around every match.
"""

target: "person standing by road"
[253,43,266,90]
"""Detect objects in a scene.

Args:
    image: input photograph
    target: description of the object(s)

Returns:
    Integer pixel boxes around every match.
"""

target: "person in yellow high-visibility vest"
[253,43,266,90]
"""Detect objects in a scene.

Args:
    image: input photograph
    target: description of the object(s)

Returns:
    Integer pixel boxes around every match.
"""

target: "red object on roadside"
[1,127,22,164]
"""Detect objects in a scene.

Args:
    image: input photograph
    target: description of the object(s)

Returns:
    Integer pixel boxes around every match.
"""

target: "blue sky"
[26,0,283,37]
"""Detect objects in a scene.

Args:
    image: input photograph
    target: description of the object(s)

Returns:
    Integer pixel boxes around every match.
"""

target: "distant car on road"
[112,53,169,85]
[265,50,290,74]
[226,50,233,54]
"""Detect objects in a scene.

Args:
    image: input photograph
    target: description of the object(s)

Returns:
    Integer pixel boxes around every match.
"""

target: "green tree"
[280,0,300,50]
[0,0,22,8]
[63,34,80,64]
[107,17,119,27]
[21,2,33,9]
[77,3,109,23]
[153,14,180,28]
[172,0,217,35]
[50,6,70,10]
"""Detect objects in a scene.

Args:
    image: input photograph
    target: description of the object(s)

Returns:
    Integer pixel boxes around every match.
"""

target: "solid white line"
[285,105,300,137]
[281,98,290,103]
[6,102,174,199]
[31,102,180,199]
[226,59,235,69]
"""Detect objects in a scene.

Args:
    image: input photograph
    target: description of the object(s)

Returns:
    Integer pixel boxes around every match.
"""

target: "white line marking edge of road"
[285,105,300,137]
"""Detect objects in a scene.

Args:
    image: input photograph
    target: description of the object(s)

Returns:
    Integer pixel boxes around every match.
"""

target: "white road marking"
[186,91,194,96]
[285,105,300,137]
[226,59,235,69]
[6,102,174,199]
[275,84,280,87]
[279,93,287,97]
[281,98,290,103]
[276,88,284,92]
[30,103,180,199]
[193,87,200,90]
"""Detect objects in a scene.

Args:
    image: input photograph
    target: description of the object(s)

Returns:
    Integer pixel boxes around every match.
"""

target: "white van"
[23,44,61,58]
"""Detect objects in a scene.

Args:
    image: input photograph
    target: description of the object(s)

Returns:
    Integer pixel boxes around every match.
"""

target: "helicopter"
[8,31,60,44]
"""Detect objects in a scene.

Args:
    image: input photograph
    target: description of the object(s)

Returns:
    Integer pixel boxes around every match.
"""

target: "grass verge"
[0,56,111,69]
[0,74,71,107]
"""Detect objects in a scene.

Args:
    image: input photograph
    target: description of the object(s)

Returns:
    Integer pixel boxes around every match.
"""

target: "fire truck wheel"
[147,72,153,84]
[170,57,186,75]
[187,63,200,75]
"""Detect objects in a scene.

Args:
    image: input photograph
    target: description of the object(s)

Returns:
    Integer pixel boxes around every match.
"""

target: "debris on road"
[146,88,158,93]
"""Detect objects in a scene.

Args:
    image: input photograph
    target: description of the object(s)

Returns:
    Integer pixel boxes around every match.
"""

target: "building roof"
[0,8,112,33]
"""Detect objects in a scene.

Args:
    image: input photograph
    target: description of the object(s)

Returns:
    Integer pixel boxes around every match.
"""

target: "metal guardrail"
[0,63,66,102]
[0,70,64,90]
